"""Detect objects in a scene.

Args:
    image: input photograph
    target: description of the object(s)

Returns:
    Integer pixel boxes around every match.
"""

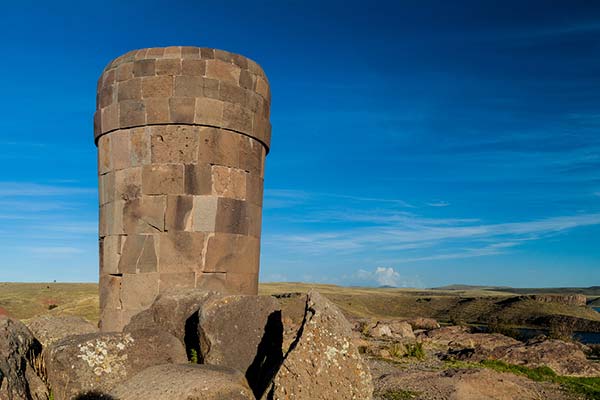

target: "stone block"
[102,69,116,89]
[101,102,119,133]
[219,82,248,106]
[194,97,223,126]
[205,59,241,84]
[101,235,123,275]
[98,135,112,174]
[159,272,196,290]
[146,48,165,58]
[135,49,149,60]
[130,127,151,166]
[110,129,132,170]
[123,196,166,233]
[203,78,219,99]
[155,58,182,75]
[203,234,258,273]
[114,167,141,201]
[118,78,142,101]
[255,76,270,100]
[200,47,215,59]
[121,273,160,310]
[100,200,125,236]
[165,195,194,231]
[118,234,159,273]
[247,203,262,238]
[211,166,246,199]
[238,137,263,176]
[142,75,173,98]
[181,46,201,59]
[99,274,122,311]
[214,49,233,62]
[184,164,212,195]
[158,232,205,272]
[174,75,204,97]
[197,127,239,168]
[226,273,259,295]
[245,173,263,206]
[222,102,253,134]
[99,84,115,108]
[238,69,255,90]
[169,97,195,123]
[151,125,199,164]
[99,171,115,205]
[133,59,156,77]
[163,46,182,59]
[215,198,248,235]
[142,164,184,195]
[196,272,227,293]
[192,196,218,232]
[117,62,134,81]
[182,59,206,76]
[119,100,146,128]
[145,97,170,124]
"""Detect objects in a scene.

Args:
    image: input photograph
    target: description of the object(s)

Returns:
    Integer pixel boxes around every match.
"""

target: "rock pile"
[0,290,373,400]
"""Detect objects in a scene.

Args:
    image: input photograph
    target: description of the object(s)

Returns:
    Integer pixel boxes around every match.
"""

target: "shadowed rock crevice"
[74,391,116,400]
[184,312,201,362]
[245,310,283,398]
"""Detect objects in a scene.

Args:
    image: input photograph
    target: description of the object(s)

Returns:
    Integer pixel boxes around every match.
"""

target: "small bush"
[48,304,58,310]
[405,342,425,360]
[387,343,405,358]
[189,348,199,364]
[586,344,600,360]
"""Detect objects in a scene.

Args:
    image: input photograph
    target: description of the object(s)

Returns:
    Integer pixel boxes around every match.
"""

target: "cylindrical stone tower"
[94,46,271,331]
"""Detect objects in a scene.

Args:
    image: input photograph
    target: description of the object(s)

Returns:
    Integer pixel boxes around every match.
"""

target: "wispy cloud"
[0,182,94,197]
[427,201,450,207]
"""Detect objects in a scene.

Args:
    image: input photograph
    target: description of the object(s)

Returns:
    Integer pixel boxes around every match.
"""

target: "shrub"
[405,342,425,360]
[48,304,58,310]
[378,389,419,399]
[189,348,199,364]
[387,343,405,358]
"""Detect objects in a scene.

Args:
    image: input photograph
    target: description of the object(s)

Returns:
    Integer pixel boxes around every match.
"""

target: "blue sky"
[0,1,598,287]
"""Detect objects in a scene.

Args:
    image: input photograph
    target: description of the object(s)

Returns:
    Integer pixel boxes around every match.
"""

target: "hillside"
[1,282,599,331]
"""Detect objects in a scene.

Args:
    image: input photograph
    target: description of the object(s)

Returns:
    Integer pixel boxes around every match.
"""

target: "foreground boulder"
[44,328,187,400]
[264,291,373,400]
[25,315,97,347]
[111,364,254,400]
[197,295,282,396]
[406,317,440,330]
[492,338,600,377]
[0,316,48,400]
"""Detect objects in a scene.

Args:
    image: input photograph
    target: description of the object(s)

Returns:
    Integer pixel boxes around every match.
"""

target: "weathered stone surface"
[25,315,97,347]
[406,317,440,330]
[44,329,187,400]
[111,364,254,400]
[264,291,373,400]
[124,289,217,343]
[0,316,48,400]
[197,295,282,394]
[493,338,600,377]
[141,164,184,194]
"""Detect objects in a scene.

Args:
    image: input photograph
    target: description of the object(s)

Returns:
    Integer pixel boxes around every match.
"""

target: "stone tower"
[94,47,271,331]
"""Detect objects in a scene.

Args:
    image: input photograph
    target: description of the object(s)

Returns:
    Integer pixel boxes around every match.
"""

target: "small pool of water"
[517,328,600,345]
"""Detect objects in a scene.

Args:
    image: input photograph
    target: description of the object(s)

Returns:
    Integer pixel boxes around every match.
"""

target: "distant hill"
[434,284,600,297]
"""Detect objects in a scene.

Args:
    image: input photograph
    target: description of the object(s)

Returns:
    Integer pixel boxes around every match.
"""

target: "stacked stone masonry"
[95,47,271,331]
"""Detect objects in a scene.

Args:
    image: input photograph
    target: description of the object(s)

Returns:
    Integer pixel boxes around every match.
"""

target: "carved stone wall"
[94,47,271,331]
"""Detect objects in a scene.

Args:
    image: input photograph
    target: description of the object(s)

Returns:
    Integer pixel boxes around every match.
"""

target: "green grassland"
[1,282,599,331]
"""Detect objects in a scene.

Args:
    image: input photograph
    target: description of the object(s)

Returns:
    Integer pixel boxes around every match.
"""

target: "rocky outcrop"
[44,328,187,400]
[25,315,97,347]
[528,294,587,307]
[263,291,373,400]
[406,317,440,330]
[197,295,282,397]
[111,364,254,400]
[0,316,48,400]
[422,325,520,352]
[367,320,415,340]
[492,338,600,377]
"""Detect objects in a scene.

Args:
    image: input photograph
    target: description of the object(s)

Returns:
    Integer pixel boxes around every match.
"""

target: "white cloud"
[0,182,94,197]
[427,201,450,207]
[356,267,417,287]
